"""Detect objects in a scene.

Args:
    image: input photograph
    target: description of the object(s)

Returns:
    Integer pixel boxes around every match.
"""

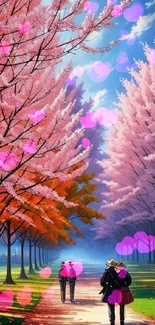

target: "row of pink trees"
[0,0,134,282]
[94,45,155,263]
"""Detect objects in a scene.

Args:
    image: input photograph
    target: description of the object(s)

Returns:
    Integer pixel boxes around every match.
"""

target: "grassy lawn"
[0,261,59,324]
[126,263,155,319]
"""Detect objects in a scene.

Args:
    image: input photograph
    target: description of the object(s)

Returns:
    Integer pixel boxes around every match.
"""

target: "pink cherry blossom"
[111,5,122,17]
[0,41,11,55]
[18,22,31,34]
[148,49,155,65]
[23,140,36,155]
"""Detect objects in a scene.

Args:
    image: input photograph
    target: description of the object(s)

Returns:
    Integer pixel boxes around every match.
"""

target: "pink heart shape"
[118,269,128,279]
[18,22,31,34]
[28,110,45,124]
[17,292,32,307]
[80,112,97,128]
[115,241,134,255]
[0,290,14,311]
[94,107,117,126]
[94,62,112,77]
[63,261,83,277]
[39,267,52,279]
[84,1,99,13]
[108,290,122,304]
[23,140,36,155]
[42,287,54,300]
[82,138,91,148]
[0,41,11,55]
[111,5,122,17]
[0,152,18,171]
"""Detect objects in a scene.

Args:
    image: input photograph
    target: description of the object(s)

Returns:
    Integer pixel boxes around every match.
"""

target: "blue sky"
[42,0,155,111]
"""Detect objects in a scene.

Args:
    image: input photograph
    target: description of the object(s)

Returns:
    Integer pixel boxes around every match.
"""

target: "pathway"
[22,262,155,325]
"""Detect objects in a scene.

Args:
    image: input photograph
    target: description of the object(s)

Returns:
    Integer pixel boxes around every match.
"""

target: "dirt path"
[22,263,155,325]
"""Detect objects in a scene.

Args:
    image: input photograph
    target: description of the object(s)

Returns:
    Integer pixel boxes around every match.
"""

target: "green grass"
[126,263,155,319]
[0,315,24,325]
[0,261,59,324]
[130,298,155,319]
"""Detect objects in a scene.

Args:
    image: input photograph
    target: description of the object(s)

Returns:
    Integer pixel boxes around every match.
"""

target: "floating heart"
[116,51,129,64]
[0,152,18,171]
[66,76,77,85]
[72,66,84,77]
[94,107,117,126]
[134,231,154,253]
[124,2,144,22]
[23,140,36,155]
[111,5,122,17]
[28,110,45,124]
[63,261,83,277]
[0,290,14,311]
[80,112,97,128]
[39,267,52,279]
[94,62,112,77]
[23,286,32,294]
[115,241,134,255]
[0,41,11,55]
[118,269,128,279]
[82,138,91,148]
[18,22,31,34]
[108,289,122,304]
[84,1,99,13]
[17,291,32,307]
[42,287,54,300]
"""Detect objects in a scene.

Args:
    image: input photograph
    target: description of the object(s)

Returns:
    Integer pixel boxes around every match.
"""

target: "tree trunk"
[39,246,43,268]
[19,238,28,279]
[3,220,15,285]
[148,251,152,264]
[136,249,139,262]
[34,244,40,270]
[132,250,135,262]
[28,239,35,275]
[153,250,155,264]
[42,247,45,266]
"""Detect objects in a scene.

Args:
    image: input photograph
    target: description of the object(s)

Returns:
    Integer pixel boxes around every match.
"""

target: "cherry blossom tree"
[94,45,155,261]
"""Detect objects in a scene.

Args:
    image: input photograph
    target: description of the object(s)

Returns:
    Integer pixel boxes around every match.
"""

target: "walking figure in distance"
[58,261,68,303]
[68,261,76,303]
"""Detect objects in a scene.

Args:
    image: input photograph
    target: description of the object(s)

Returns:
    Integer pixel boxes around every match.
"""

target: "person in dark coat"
[58,261,68,303]
[68,261,76,303]
[100,259,133,325]
[115,261,133,325]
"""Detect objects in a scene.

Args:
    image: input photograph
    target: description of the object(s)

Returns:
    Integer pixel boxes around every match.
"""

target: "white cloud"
[145,0,155,9]
[129,13,155,38]
[86,30,104,46]
[92,89,108,108]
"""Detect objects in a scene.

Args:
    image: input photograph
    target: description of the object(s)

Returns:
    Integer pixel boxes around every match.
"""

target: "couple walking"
[100,258,134,325]
[58,261,76,303]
